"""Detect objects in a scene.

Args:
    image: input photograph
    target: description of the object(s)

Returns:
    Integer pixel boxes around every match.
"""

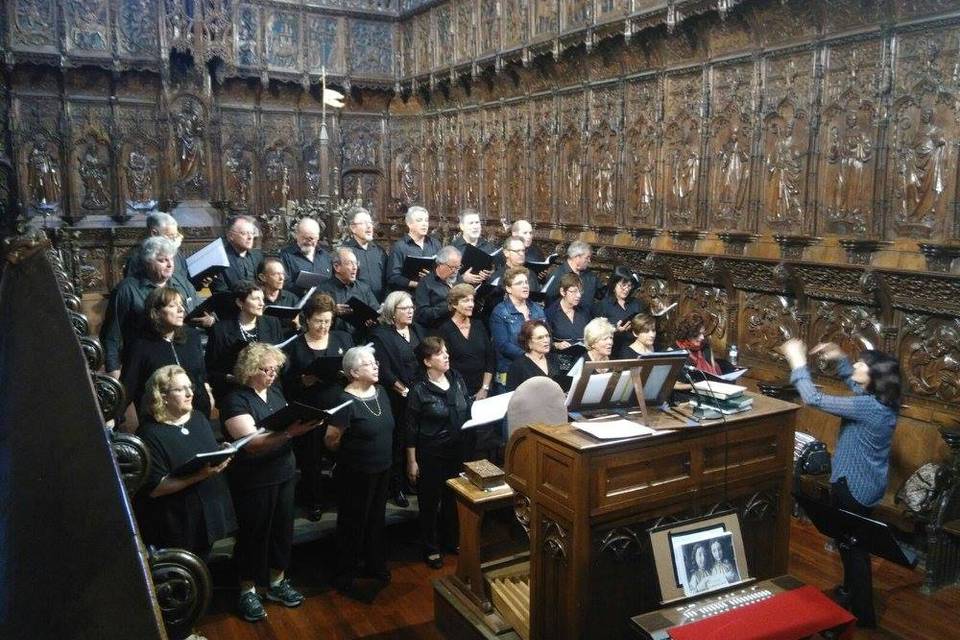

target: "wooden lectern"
[435,393,799,640]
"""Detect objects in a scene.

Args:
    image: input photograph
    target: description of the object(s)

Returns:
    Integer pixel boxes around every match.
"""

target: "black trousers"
[335,465,391,579]
[417,451,461,556]
[232,477,296,587]
[387,391,408,491]
[831,478,876,626]
[292,430,325,507]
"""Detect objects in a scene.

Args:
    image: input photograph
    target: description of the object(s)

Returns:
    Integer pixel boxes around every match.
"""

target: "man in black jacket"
[317,247,379,339]
[543,240,598,314]
[386,206,442,293]
[279,216,332,296]
[210,215,264,295]
[342,206,387,302]
[414,245,461,329]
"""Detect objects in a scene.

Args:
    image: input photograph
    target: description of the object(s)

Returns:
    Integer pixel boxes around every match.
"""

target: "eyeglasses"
[233,230,257,238]
[396,305,415,311]
[258,366,279,375]
[166,384,194,395]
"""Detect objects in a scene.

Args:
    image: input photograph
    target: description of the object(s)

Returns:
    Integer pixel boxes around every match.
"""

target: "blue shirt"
[490,298,546,373]
[790,359,898,507]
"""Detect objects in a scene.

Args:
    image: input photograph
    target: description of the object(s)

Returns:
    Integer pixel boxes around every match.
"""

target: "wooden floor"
[196,517,960,640]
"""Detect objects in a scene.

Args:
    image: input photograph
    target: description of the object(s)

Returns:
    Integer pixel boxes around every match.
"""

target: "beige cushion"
[506,377,568,438]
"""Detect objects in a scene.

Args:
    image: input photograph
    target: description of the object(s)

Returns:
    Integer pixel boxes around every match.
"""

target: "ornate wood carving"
[900,314,960,404]
[708,61,756,231]
[557,92,586,225]
[586,84,622,228]
[529,95,556,225]
[481,106,504,220]
[661,72,703,228]
[504,104,527,221]
[623,77,660,227]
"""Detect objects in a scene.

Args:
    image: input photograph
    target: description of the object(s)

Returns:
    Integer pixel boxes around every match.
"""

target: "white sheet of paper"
[719,368,749,382]
[571,419,658,439]
[186,237,230,278]
[462,391,514,429]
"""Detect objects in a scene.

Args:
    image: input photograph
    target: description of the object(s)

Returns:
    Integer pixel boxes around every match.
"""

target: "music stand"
[566,353,688,424]
[793,492,918,568]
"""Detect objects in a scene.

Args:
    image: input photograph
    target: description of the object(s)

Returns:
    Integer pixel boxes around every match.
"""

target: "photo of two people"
[673,530,742,597]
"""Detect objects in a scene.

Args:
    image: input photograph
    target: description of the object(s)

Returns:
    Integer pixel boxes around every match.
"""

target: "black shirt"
[413,271,453,329]
[205,315,283,401]
[316,276,379,337]
[431,319,495,395]
[264,287,301,338]
[616,344,650,359]
[406,370,471,458]
[386,234,442,292]
[334,386,394,473]
[507,353,562,392]
[543,262,599,314]
[220,385,296,491]
[279,243,333,296]
[593,296,646,326]
[210,242,264,295]
[545,300,590,343]
[342,236,388,302]
[370,323,424,390]
[136,413,237,551]
[121,326,211,418]
[281,331,353,403]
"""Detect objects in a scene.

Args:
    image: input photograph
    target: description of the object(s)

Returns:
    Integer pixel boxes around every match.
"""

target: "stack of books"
[690,380,752,415]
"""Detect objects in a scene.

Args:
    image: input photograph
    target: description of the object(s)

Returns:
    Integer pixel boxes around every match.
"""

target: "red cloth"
[675,339,719,376]
[669,586,855,640]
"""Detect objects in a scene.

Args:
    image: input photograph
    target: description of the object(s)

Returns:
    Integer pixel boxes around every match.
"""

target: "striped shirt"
[790,358,897,507]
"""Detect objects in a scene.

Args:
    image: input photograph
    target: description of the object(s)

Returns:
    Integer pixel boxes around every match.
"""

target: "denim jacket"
[490,298,546,373]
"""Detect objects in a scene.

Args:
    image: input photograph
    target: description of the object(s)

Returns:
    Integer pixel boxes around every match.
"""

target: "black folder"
[259,399,353,432]
[345,297,380,327]
[185,291,236,321]
[264,286,316,320]
[168,430,261,477]
[306,355,344,380]
[460,243,500,274]
[401,255,437,281]
[525,252,559,276]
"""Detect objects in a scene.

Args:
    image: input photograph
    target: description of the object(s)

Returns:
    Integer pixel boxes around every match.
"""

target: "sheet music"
[186,238,230,278]
[566,371,614,407]
[571,419,658,439]
[719,368,749,382]
[462,391,514,429]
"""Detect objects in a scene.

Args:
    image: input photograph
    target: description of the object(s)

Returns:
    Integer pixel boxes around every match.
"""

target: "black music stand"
[793,492,918,568]
[566,354,687,424]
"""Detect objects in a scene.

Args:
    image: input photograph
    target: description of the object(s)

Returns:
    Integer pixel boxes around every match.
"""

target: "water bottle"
[728,344,739,368]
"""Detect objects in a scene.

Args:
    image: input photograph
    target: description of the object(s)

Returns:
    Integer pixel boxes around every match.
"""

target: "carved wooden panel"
[661,72,703,228]
[461,111,482,211]
[414,12,432,75]
[441,113,461,221]
[68,102,114,219]
[306,14,342,74]
[168,94,210,202]
[707,61,756,231]
[680,284,729,343]
[816,39,885,236]
[117,0,159,59]
[741,292,799,364]
[14,95,65,218]
[808,301,883,374]
[478,0,500,55]
[351,20,393,76]
[562,0,592,33]
[434,5,454,72]
[482,106,504,220]
[759,50,817,234]
[390,116,423,214]
[502,0,529,49]
[220,109,258,212]
[899,314,960,403]
[422,116,441,214]
[454,1,475,64]
[64,0,110,55]
[264,8,302,72]
[261,112,300,210]
[623,77,660,228]
[530,95,557,225]
[886,26,960,240]
[400,19,416,77]
[504,104,528,221]
[531,0,559,40]
[557,92,586,224]
[236,3,260,68]
[596,0,629,23]
[586,84,622,228]
[10,0,59,51]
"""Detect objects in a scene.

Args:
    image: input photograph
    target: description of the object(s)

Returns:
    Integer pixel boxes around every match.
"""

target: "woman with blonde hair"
[582,317,616,370]
[137,364,236,558]
[221,342,321,622]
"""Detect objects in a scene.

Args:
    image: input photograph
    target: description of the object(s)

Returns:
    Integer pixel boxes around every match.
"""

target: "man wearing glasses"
[342,206,387,302]
[211,215,265,295]
[414,245,462,329]
[279,216,332,297]
[491,236,540,292]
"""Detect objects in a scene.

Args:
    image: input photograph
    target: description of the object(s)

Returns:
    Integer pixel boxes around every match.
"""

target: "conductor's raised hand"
[810,342,845,361]
[778,338,808,370]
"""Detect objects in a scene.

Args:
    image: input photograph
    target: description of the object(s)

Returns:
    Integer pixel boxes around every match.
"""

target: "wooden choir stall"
[435,386,800,640]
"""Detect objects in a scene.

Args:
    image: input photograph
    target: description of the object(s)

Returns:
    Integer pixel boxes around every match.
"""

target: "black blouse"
[205,315,283,401]
[334,386,394,473]
[431,319,495,395]
[406,369,471,458]
[281,330,353,403]
[616,344,650,360]
[264,288,301,337]
[370,322,425,390]
[220,385,295,491]
[136,413,237,551]
[545,301,590,343]
[122,326,210,417]
[593,296,646,326]
[506,353,562,392]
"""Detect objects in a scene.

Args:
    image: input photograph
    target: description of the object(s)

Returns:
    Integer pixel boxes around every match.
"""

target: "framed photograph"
[648,511,750,603]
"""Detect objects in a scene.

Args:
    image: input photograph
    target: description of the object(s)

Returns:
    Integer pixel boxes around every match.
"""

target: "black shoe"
[830,585,851,608]
[425,553,444,569]
[392,490,410,508]
[266,578,305,608]
[238,591,267,622]
[333,575,356,595]
[362,567,392,584]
